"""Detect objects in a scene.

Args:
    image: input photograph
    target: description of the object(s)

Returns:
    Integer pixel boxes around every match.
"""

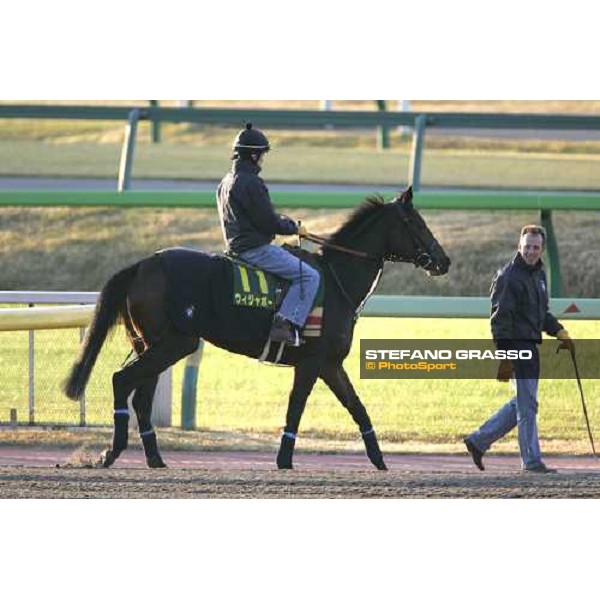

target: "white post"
[152,369,172,426]
[398,100,411,135]
[320,100,333,129]
[128,368,173,429]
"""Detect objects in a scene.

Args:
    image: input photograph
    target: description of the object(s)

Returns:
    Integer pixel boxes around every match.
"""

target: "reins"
[301,233,376,261]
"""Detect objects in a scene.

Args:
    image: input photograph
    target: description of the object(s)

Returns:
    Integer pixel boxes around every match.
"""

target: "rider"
[216,123,320,346]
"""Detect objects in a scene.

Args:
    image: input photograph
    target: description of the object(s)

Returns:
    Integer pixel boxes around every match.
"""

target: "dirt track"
[1,448,599,498]
[3,467,600,498]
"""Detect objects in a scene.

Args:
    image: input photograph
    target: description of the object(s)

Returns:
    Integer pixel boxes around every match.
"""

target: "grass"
[1,318,599,452]
[2,205,599,297]
[2,140,600,190]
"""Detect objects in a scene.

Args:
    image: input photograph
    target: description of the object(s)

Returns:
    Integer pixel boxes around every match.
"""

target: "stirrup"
[269,327,302,347]
[258,338,287,364]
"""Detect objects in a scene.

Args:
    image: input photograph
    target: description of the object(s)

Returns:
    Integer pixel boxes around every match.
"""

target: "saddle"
[227,244,324,338]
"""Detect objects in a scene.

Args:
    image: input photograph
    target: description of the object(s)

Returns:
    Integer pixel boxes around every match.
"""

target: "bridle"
[301,200,442,315]
[302,201,440,271]
[389,202,441,271]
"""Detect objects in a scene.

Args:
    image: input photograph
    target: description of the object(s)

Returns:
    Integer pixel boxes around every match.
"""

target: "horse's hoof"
[375,461,388,471]
[277,434,295,470]
[147,455,167,469]
[100,449,116,468]
[276,452,293,469]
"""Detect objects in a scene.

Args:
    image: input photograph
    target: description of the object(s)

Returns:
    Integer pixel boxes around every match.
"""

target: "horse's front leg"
[277,358,321,469]
[320,362,387,470]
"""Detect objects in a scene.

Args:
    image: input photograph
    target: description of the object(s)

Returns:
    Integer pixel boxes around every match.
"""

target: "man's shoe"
[522,462,557,474]
[464,437,485,471]
[269,316,302,347]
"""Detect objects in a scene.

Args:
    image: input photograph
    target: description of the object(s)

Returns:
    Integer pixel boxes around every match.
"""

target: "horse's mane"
[328,195,386,246]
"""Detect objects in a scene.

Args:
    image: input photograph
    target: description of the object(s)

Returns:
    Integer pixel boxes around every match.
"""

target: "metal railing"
[2,103,600,191]
[0,292,172,427]
[2,188,599,296]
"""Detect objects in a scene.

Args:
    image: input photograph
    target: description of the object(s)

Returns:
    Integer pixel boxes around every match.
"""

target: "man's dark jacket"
[216,158,297,253]
[491,252,562,346]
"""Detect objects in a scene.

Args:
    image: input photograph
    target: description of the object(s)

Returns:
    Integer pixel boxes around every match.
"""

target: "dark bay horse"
[64,187,450,469]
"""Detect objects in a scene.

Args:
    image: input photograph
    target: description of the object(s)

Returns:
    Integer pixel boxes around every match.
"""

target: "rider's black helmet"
[232,123,270,157]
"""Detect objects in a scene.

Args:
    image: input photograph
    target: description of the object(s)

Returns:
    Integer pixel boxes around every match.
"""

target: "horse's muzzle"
[425,256,451,276]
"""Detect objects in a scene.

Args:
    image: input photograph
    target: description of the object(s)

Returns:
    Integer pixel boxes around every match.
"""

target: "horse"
[63,186,450,470]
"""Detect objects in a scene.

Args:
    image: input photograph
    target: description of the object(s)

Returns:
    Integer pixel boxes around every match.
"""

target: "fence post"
[540,209,563,296]
[149,100,161,143]
[79,326,86,426]
[117,108,141,192]
[28,307,35,425]
[181,340,204,430]
[376,100,390,150]
[409,114,427,192]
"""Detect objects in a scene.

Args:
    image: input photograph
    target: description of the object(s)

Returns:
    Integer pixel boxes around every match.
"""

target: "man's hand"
[496,358,514,382]
[297,224,308,237]
[557,329,575,356]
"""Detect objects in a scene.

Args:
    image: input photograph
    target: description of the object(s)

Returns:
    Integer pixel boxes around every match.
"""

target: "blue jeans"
[239,244,320,328]
[467,344,543,469]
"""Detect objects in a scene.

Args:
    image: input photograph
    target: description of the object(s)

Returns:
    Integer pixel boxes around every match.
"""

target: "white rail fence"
[0,291,171,427]
[1,291,598,427]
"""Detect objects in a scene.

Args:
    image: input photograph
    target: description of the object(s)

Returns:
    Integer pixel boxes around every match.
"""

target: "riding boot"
[362,429,388,471]
[277,432,296,469]
[270,316,303,347]
[140,429,167,468]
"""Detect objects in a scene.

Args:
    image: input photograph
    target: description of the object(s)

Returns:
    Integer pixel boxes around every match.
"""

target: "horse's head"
[384,187,451,276]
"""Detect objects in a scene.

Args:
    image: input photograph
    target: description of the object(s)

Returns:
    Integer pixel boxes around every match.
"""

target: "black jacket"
[490,253,562,345]
[216,158,297,253]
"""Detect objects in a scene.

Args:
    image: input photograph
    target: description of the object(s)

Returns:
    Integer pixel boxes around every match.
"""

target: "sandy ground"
[1,447,599,498]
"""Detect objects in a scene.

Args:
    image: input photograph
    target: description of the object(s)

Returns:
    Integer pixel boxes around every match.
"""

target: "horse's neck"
[327,254,383,311]
[325,222,388,310]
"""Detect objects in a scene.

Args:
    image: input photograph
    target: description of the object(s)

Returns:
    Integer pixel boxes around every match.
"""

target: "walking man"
[464,225,574,473]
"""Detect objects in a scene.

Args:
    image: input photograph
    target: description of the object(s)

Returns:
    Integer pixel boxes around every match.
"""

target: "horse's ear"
[400,186,413,205]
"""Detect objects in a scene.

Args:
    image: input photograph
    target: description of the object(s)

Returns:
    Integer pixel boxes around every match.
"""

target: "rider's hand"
[297,224,308,237]
[496,359,514,382]
[557,329,575,356]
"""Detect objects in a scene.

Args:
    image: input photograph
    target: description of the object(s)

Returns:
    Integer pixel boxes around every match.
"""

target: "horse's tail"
[63,261,141,400]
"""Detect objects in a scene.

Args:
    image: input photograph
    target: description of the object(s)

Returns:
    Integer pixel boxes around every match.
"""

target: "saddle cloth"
[156,247,324,340]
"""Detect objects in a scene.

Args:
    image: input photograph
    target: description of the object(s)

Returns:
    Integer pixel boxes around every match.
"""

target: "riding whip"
[559,346,597,458]
[571,351,597,458]
[298,220,304,301]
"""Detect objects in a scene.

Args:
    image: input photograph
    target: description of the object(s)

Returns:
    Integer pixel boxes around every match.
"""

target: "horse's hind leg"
[320,362,387,470]
[131,375,166,468]
[102,312,148,467]
[102,330,198,468]
[276,358,321,469]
